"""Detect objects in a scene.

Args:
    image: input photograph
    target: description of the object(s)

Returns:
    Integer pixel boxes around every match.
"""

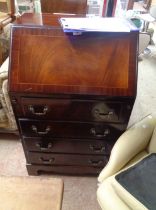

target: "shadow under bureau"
[8,13,138,175]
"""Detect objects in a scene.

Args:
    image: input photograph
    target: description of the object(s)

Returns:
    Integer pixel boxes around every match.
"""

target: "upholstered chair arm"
[0,57,9,86]
[97,176,148,210]
[0,57,9,72]
[98,115,156,182]
[97,178,132,210]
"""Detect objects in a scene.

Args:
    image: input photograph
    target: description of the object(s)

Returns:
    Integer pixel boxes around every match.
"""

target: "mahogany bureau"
[8,13,138,175]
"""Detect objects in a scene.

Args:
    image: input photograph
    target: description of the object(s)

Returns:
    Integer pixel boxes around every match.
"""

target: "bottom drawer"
[26,152,108,167]
[27,164,103,176]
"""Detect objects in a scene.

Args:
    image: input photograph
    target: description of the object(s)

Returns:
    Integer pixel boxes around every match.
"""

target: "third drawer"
[22,137,115,155]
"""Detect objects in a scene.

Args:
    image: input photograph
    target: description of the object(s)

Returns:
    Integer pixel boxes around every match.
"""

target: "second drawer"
[19,119,126,139]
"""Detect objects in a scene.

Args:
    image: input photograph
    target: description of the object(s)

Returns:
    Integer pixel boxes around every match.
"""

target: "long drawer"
[19,97,132,123]
[19,119,126,139]
[26,152,108,167]
[26,164,103,176]
[22,137,114,154]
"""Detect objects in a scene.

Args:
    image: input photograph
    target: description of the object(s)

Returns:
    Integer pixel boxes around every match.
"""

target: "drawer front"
[27,152,108,167]
[27,164,103,176]
[20,97,132,123]
[19,119,126,139]
[23,137,114,155]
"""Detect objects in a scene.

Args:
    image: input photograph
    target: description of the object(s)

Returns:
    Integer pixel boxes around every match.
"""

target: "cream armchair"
[0,0,18,65]
[0,57,17,131]
[97,114,156,210]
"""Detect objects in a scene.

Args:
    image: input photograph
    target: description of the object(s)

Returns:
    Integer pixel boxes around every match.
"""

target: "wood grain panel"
[9,14,138,97]
[40,0,87,14]
[18,35,129,86]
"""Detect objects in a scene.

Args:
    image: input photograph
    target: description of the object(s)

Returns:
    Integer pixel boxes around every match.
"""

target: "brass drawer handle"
[89,145,105,152]
[94,109,114,119]
[39,157,55,164]
[31,125,51,135]
[90,128,110,138]
[36,142,53,151]
[88,159,103,166]
[29,105,49,116]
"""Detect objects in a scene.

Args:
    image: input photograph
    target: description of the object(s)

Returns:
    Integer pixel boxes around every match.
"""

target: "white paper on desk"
[135,13,155,22]
[60,17,131,32]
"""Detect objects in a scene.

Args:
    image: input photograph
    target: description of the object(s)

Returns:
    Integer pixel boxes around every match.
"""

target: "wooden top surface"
[0,176,63,210]
[9,13,138,97]
[40,0,87,14]
[15,13,84,27]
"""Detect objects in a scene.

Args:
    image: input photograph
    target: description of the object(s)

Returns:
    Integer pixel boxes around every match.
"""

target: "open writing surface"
[60,17,137,32]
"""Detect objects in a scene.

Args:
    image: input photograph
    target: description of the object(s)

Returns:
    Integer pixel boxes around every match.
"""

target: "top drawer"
[19,98,132,123]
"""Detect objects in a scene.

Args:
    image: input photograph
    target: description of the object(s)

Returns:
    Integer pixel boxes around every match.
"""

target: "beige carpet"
[0,134,101,210]
[0,44,156,210]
